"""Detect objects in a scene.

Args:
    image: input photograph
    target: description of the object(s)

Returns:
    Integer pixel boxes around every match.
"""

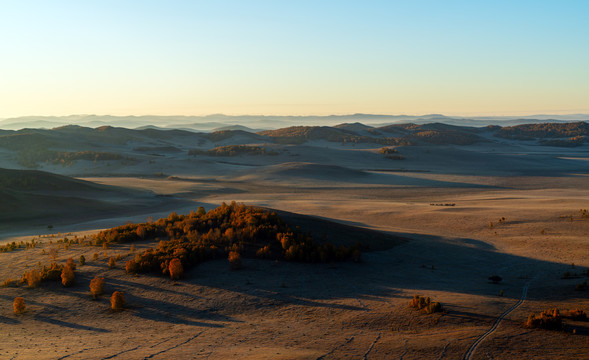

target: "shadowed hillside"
[0,168,185,232]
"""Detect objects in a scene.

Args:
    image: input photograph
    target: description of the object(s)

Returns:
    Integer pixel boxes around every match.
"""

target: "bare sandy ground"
[1,140,588,359]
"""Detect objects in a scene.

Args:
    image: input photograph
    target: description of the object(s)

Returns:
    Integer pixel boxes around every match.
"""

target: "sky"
[0,0,588,118]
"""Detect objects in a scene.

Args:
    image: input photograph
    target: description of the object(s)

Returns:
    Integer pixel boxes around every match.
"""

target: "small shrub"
[13,297,26,314]
[25,269,41,288]
[1,279,16,288]
[426,301,442,314]
[108,257,116,268]
[110,291,126,311]
[256,245,271,259]
[66,257,76,270]
[228,251,242,270]
[90,276,105,299]
[125,260,138,274]
[49,248,58,260]
[93,252,99,260]
[61,265,75,287]
[169,258,183,280]
[79,255,86,266]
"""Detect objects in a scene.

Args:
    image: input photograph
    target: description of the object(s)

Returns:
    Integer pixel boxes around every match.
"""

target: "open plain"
[1,122,588,359]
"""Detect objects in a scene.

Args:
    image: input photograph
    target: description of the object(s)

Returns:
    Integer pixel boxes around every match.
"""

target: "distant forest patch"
[496,122,589,140]
[16,150,126,168]
[259,126,411,146]
[189,145,278,157]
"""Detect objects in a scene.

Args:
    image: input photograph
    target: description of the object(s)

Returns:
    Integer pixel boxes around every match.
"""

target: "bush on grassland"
[228,251,242,270]
[25,269,41,288]
[125,260,139,274]
[61,264,75,287]
[410,295,443,314]
[110,291,126,311]
[169,258,183,280]
[561,309,587,321]
[90,276,105,299]
[13,297,25,314]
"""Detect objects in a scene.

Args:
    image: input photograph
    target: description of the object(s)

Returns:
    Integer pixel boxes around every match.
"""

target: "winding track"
[462,278,534,360]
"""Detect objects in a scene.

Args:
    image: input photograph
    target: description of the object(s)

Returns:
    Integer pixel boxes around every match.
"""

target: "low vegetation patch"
[525,309,563,330]
[525,308,587,331]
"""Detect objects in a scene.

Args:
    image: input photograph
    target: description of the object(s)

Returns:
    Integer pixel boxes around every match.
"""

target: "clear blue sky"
[0,0,587,117]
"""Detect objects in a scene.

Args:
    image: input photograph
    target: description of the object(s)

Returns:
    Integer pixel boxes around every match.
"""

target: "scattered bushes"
[168,258,183,280]
[90,276,105,299]
[108,257,116,268]
[525,308,563,330]
[410,295,443,314]
[79,255,86,266]
[13,297,26,314]
[110,291,126,311]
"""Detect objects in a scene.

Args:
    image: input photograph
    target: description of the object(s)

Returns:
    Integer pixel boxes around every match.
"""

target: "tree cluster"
[93,202,360,277]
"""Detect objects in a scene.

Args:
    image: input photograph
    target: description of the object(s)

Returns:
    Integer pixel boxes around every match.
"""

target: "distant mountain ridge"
[0,113,587,131]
